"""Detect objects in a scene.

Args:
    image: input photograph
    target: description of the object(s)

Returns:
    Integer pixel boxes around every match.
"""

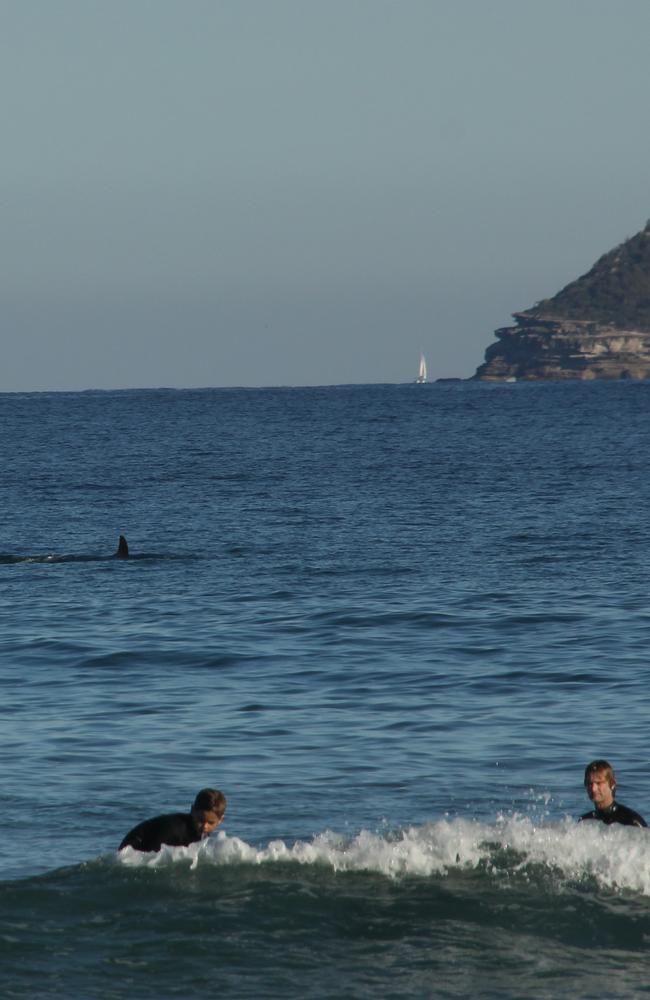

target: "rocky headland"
[473,220,650,381]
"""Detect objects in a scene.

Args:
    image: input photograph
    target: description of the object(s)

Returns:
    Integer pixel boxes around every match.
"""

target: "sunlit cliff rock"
[473,220,650,381]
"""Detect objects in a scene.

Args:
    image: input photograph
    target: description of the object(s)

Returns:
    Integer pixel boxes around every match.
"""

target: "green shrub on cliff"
[528,220,650,330]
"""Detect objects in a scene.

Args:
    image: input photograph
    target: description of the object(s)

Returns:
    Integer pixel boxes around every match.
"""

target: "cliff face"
[473,220,650,381]
[475,313,650,381]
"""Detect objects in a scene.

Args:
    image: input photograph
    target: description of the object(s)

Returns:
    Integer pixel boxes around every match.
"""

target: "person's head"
[584,760,616,810]
[191,788,227,837]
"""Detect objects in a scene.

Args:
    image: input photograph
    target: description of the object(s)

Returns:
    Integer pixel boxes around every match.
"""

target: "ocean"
[2,380,650,998]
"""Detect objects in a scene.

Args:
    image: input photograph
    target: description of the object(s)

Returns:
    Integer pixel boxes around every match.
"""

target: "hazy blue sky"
[4,0,650,390]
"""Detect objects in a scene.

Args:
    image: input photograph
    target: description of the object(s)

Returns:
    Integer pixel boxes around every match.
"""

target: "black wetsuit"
[119,812,203,852]
[580,802,647,828]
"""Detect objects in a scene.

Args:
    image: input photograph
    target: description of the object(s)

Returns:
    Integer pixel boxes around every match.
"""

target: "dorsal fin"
[115,535,129,558]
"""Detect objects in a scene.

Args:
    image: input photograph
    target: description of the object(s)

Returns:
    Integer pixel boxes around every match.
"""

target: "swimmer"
[119,788,227,852]
[579,760,646,828]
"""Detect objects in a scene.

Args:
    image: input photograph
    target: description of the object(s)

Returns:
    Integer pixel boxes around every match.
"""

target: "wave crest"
[116,815,650,894]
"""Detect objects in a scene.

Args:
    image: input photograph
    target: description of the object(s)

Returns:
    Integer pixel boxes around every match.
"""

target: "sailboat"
[415,353,427,384]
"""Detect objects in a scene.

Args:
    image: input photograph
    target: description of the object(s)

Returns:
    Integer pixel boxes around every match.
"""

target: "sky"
[4,0,650,391]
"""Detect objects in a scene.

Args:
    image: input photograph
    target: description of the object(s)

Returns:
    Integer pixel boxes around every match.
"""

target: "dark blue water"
[2,382,650,998]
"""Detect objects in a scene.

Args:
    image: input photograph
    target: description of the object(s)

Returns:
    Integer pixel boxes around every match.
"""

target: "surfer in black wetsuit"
[119,788,227,853]
[580,759,646,828]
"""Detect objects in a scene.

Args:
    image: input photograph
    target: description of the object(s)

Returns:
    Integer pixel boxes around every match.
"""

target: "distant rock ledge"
[473,313,650,381]
[473,220,650,381]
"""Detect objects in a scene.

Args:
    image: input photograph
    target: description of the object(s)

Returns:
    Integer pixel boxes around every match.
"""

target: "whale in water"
[114,535,129,559]
[1,535,133,564]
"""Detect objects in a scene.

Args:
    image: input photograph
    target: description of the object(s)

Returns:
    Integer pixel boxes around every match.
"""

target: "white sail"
[415,353,427,383]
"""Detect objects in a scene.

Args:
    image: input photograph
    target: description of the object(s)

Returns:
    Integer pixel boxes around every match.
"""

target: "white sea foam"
[116,815,650,894]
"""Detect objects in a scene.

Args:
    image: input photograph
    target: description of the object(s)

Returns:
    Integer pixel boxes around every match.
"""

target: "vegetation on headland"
[526,220,650,331]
